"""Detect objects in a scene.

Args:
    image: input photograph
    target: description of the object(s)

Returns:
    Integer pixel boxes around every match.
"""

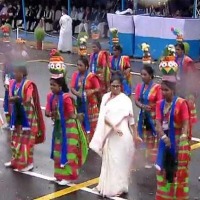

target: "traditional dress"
[175,55,197,124]
[45,92,88,181]
[90,92,135,197]
[134,82,162,163]
[71,71,100,140]
[110,55,132,96]
[9,78,45,170]
[89,51,110,95]
[155,97,191,200]
[58,14,72,52]
[3,61,14,124]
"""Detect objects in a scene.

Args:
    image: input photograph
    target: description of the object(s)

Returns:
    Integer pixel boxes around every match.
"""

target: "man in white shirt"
[58,8,72,53]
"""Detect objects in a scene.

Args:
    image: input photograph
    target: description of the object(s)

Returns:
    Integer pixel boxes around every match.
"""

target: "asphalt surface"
[0,48,200,200]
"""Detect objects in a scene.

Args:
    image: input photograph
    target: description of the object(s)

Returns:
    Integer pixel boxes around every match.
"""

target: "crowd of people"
[2,33,198,199]
[0,0,110,37]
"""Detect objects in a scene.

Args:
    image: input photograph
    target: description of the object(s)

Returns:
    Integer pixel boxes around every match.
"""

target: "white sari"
[90,92,135,197]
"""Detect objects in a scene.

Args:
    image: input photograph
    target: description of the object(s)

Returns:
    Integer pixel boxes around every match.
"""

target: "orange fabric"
[25,81,45,144]
[49,56,64,62]
[70,71,100,105]
[134,83,162,115]
[183,55,195,73]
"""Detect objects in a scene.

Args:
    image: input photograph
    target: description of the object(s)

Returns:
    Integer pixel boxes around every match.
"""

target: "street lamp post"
[121,0,125,10]
[22,0,26,33]
[68,0,71,15]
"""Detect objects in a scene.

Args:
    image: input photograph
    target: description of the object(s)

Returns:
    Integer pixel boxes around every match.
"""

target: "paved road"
[0,52,200,200]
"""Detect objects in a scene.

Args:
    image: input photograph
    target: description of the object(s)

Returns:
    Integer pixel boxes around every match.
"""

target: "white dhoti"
[58,14,72,52]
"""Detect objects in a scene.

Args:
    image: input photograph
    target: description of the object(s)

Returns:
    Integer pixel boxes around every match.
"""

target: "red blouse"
[45,93,75,119]
[70,71,100,104]
[134,83,162,112]
[156,98,189,130]
[9,79,33,102]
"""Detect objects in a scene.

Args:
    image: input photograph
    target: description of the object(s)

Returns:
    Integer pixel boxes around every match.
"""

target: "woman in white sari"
[90,73,141,197]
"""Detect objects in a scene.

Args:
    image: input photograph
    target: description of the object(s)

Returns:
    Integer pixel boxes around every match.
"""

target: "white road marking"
[14,170,127,200]
[16,170,55,181]
[80,187,127,200]
[192,137,200,142]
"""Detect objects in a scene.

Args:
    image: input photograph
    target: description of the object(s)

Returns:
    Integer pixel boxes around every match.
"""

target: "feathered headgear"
[171,27,183,42]
[141,43,152,64]
[48,49,66,79]
[171,27,190,55]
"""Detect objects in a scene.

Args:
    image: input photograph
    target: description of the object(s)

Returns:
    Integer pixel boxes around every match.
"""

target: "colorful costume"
[46,93,88,181]
[155,97,191,200]
[71,71,100,140]
[135,82,162,163]
[170,28,197,124]
[175,55,197,124]
[4,38,29,125]
[46,49,88,181]
[9,78,45,170]
[110,55,132,96]
[3,61,14,124]
[155,52,191,200]
[89,51,110,95]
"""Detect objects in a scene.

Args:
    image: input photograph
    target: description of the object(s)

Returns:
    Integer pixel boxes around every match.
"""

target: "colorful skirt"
[186,97,197,124]
[88,103,99,141]
[11,128,35,170]
[156,139,190,200]
[97,73,107,96]
[53,118,88,181]
[142,128,158,164]
[10,103,38,170]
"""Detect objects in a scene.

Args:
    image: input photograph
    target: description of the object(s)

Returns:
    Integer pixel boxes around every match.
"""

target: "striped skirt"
[88,103,99,141]
[156,139,190,200]
[11,104,38,170]
[53,118,87,181]
[187,100,197,124]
